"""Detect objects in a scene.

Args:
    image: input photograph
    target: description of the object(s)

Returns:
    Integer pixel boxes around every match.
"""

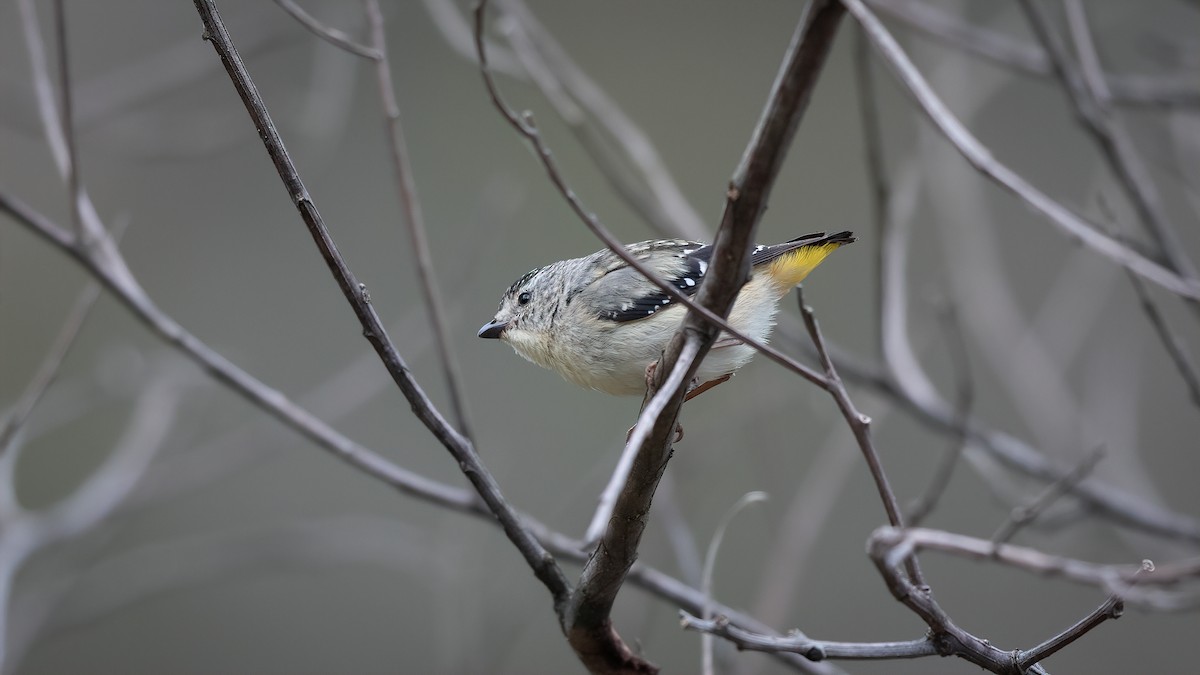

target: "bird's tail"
[761,230,855,291]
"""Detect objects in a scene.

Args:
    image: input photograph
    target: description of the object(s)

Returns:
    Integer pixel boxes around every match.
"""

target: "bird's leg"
[683,373,732,402]
[627,360,685,443]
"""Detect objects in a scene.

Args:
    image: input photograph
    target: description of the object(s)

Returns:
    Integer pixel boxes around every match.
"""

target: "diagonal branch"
[365,0,476,440]
[564,3,846,673]
[1019,0,1200,294]
[191,0,572,609]
[867,0,1200,107]
[843,0,1200,301]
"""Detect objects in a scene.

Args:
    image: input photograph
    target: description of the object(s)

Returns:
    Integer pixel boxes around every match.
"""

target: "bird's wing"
[588,231,852,323]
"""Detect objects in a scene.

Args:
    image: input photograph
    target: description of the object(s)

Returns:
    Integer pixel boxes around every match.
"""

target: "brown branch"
[1016,594,1123,671]
[194,0,573,609]
[798,289,923,586]
[365,0,475,440]
[567,5,846,674]
[843,0,1200,301]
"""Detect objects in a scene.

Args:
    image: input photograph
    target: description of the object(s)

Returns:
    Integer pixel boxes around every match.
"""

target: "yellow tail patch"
[765,242,848,291]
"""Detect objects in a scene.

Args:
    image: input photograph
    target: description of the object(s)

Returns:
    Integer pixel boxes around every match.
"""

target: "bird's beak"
[478,320,507,339]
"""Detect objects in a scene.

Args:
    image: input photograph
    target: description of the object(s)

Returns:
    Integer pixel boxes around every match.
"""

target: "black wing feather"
[599,231,853,323]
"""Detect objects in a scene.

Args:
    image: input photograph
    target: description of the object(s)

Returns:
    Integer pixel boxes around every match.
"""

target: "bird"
[478,230,854,398]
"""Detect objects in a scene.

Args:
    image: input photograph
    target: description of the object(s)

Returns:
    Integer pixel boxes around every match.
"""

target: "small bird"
[478,231,854,397]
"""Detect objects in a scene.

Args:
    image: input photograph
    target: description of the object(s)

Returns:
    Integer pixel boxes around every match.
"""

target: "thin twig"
[272,0,380,59]
[0,191,839,675]
[1125,270,1200,409]
[992,446,1105,545]
[365,0,475,440]
[495,0,708,240]
[1020,0,1200,301]
[1016,593,1123,671]
[190,0,570,609]
[681,612,937,661]
[906,300,973,525]
[0,282,100,458]
[866,0,1200,107]
[472,0,830,392]
[701,492,768,675]
[843,0,1200,301]
[51,0,81,239]
[797,288,923,587]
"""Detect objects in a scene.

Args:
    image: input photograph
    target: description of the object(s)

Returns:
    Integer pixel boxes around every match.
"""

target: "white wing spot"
[754,245,765,253]
[683,277,696,287]
[698,260,708,275]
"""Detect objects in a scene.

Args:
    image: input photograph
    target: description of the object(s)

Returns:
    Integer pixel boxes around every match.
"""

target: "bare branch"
[1125,268,1200,408]
[798,289,923,586]
[0,282,99,458]
[189,0,570,607]
[1016,594,1124,671]
[0,189,491,524]
[867,0,1200,107]
[1019,0,1200,295]
[906,301,973,525]
[495,0,708,240]
[992,446,1105,545]
[700,492,768,675]
[272,0,380,59]
[365,0,475,440]
[681,612,937,661]
[843,0,1200,300]
[50,0,80,239]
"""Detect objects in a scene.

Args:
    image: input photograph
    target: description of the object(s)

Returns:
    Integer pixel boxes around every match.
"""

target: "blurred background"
[1,0,1198,673]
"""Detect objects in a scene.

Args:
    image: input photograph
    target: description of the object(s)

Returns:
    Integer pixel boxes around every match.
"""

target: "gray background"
[2,1,1198,673]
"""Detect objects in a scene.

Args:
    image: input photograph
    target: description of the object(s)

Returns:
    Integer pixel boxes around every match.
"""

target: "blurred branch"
[1125,269,1200,408]
[189,0,570,608]
[0,282,99,459]
[1019,0,1200,299]
[365,0,475,440]
[992,446,1105,545]
[867,0,1200,107]
[272,0,380,59]
[818,332,1200,544]
[0,190,492,531]
[50,0,80,239]
[495,0,708,240]
[0,371,186,672]
[700,492,768,675]
[844,0,1200,300]
[905,300,973,526]
[419,0,524,78]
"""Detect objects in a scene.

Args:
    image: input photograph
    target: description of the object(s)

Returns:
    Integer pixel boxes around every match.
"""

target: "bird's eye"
[518,291,532,306]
